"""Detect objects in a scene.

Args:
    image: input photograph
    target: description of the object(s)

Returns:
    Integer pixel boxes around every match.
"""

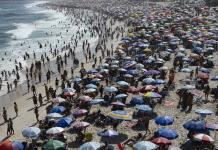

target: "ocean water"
[0,0,99,96]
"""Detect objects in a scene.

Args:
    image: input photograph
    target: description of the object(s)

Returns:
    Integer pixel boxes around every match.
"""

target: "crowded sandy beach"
[0,0,218,149]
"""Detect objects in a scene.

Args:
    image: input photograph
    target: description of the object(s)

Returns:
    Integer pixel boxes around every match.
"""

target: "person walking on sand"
[2,107,7,123]
[33,94,38,107]
[204,84,210,101]
[34,107,39,122]
[14,102,18,117]
[38,93,43,106]
[9,118,14,135]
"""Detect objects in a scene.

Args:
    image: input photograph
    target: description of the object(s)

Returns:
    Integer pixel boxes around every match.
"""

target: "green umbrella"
[42,140,65,150]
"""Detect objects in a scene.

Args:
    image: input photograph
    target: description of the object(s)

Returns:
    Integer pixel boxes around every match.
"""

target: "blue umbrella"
[183,120,206,131]
[155,116,174,126]
[143,78,155,84]
[130,96,144,105]
[104,86,118,93]
[127,70,139,76]
[155,79,166,84]
[90,99,105,105]
[56,117,74,128]
[156,128,178,140]
[91,78,101,84]
[98,129,118,137]
[86,84,98,89]
[135,104,152,112]
[51,106,66,113]
[114,94,128,99]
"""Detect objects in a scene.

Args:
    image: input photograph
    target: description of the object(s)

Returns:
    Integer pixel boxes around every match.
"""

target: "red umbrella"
[111,101,126,107]
[127,86,140,93]
[72,109,88,117]
[140,85,156,93]
[193,133,214,143]
[198,72,209,80]
[152,137,171,145]
[72,121,90,129]
[79,96,92,102]
[64,92,75,97]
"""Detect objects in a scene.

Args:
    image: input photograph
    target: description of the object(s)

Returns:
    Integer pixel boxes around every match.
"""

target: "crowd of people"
[0,0,218,150]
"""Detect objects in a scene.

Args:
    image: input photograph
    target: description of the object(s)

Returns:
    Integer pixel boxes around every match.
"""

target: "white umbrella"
[22,127,41,139]
[46,113,63,119]
[46,127,64,135]
[52,97,65,103]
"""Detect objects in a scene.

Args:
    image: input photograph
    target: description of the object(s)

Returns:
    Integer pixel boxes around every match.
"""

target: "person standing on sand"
[34,107,39,122]
[31,84,36,95]
[38,93,43,106]
[33,94,38,107]
[2,107,7,123]
[14,102,18,117]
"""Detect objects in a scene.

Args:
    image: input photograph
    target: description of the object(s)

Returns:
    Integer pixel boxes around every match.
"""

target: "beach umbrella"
[87,69,98,74]
[79,95,92,102]
[193,133,214,143]
[52,97,65,103]
[155,116,174,126]
[0,140,24,150]
[80,142,101,150]
[91,78,101,84]
[63,88,76,97]
[160,66,168,70]
[51,106,66,113]
[111,101,126,107]
[22,127,41,139]
[42,139,65,150]
[144,92,162,98]
[140,85,156,92]
[56,117,73,128]
[90,99,104,105]
[183,120,206,131]
[181,68,192,73]
[179,85,195,90]
[46,127,64,135]
[155,79,166,84]
[143,78,155,84]
[104,86,118,93]
[206,123,218,131]
[83,88,97,94]
[130,96,144,105]
[100,69,109,74]
[199,67,209,73]
[156,128,178,140]
[134,141,158,150]
[135,105,152,112]
[195,109,213,116]
[118,68,127,73]
[72,109,88,116]
[108,110,131,120]
[127,86,140,93]
[198,72,209,80]
[46,113,63,119]
[72,121,90,129]
[211,75,218,80]
[144,70,160,75]
[114,94,128,99]
[135,63,144,69]
[152,137,171,145]
[85,84,98,89]
[127,70,139,76]
[117,81,129,87]
[124,74,133,78]
[98,129,118,137]
[94,73,103,78]
[72,77,82,83]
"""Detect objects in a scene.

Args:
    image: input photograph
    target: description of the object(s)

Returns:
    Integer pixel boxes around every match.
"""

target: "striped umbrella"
[108,110,131,121]
[144,92,161,98]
